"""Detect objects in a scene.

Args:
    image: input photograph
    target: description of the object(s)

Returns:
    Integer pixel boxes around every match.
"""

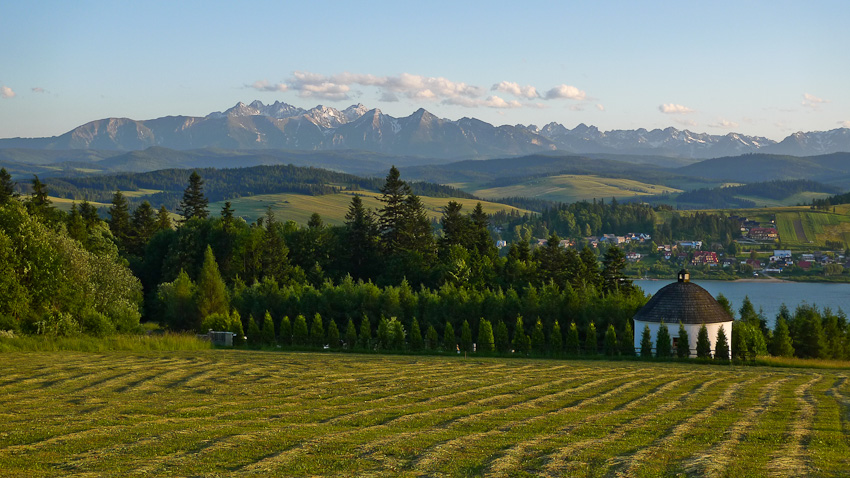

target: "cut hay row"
[0,351,848,477]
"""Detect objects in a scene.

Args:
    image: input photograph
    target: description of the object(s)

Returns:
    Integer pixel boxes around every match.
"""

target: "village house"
[677,240,702,250]
[691,251,719,266]
[748,227,778,241]
[626,252,642,262]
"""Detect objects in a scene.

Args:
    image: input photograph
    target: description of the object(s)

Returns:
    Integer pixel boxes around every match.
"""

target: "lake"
[634,279,850,328]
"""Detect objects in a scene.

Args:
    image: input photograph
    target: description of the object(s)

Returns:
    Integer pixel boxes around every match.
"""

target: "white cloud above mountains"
[840,120,850,128]
[802,93,828,109]
[0,86,15,99]
[659,103,694,114]
[708,119,739,129]
[249,72,588,109]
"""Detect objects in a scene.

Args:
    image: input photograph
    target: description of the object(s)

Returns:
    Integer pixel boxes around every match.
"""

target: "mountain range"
[2,101,849,161]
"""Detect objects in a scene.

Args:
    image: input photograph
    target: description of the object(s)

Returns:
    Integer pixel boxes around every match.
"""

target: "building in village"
[632,270,733,358]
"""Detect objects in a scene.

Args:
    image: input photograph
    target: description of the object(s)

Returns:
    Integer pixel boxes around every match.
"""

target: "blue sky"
[1,0,848,140]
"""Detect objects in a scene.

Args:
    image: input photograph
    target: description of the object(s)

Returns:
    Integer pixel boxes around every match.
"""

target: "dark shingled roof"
[633,270,733,325]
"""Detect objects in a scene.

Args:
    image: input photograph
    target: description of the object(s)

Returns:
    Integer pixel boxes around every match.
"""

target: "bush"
[80,310,116,337]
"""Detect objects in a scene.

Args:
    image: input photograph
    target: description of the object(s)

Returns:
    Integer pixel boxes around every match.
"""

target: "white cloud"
[491,81,539,99]
[544,84,586,100]
[708,119,739,129]
[31,87,46,93]
[0,86,14,99]
[840,120,850,128]
[802,93,828,109]
[659,103,694,114]
[482,96,522,109]
[675,118,698,128]
[596,104,605,111]
[249,80,288,92]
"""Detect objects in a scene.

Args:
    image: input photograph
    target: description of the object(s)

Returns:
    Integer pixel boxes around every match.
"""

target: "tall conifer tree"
[178,170,209,220]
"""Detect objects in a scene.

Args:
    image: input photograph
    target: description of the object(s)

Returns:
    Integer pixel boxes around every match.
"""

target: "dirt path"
[793,219,808,242]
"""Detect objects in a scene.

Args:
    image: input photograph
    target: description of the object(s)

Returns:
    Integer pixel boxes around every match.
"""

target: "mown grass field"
[775,210,850,247]
[209,190,530,225]
[2,351,848,477]
[468,175,682,204]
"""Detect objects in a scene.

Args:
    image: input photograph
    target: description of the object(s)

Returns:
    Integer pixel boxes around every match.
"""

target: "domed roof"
[633,270,733,325]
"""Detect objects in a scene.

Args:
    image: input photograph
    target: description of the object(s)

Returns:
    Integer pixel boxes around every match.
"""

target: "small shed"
[632,269,733,358]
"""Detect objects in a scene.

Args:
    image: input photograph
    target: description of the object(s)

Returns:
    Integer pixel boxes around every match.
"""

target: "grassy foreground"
[1,351,848,477]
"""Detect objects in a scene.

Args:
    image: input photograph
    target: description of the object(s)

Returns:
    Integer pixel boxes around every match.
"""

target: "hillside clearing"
[470,174,682,204]
[209,190,530,225]
[1,351,847,477]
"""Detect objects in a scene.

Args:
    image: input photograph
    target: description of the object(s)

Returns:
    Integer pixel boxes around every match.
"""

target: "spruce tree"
[443,321,456,352]
[566,322,580,355]
[656,322,672,358]
[585,322,598,355]
[494,320,510,353]
[409,317,424,350]
[345,195,378,279]
[220,201,235,232]
[377,316,390,349]
[27,175,54,220]
[478,318,495,353]
[377,166,412,254]
[771,316,795,357]
[426,324,439,351]
[261,311,276,345]
[0,167,18,204]
[247,314,261,345]
[178,170,209,220]
[358,315,372,349]
[512,315,527,355]
[195,246,229,322]
[293,314,309,345]
[531,318,546,355]
[619,320,635,356]
[640,325,653,357]
[310,313,325,347]
[460,319,473,353]
[677,322,691,358]
[326,319,340,348]
[696,324,712,358]
[108,190,131,250]
[229,310,245,346]
[390,318,405,350]
[130,201,157,255]
[604,324,618,356]
[156,205,172,231]
[279,315,292,345]
[345,318,358,349]
[715,326,730,360]
[550,320,563,356]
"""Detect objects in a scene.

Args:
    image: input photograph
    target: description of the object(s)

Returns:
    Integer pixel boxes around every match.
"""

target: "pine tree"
[261,311,276,345]
[178,170,209,220]
[677,322,690,358]
[531,318,546,355]
[358,315,372,349]
[293,314,309,345]
[130,201,157,255]
[619,320,635,356]
[771,316,795,357]
[425,324,439,350]
[0,167,18,204]
[566,322,580,355]
[640,325,653,357]
[377,316,390,349]
[108,190,131,250]
[156,205,172,231]
[27,175,54,220]
[512,315,528,355]
[550,320,563,356]
[494,320,511,353]
[195,246,229,322]
[443,321,456,352]
[696,324,712,358]
[459,319,473,353]
[345,194,377,279]
[310,313,325,347]
[390,318,405,350]
[656,322,672,358]
[279,316,292,345]
[326,319,340,348]
[604,324,618,356]
[220,201,235,232]
[601,246,631,293]
[247,314,261,345]
[409,317,424,350]
[585,322,598,355]
[715,326,730,360]
[345,318,358,349]
[478,319,495,353]
[377,166,412,254]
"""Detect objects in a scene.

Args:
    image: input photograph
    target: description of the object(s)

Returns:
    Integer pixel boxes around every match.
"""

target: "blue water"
[634,280,850,328]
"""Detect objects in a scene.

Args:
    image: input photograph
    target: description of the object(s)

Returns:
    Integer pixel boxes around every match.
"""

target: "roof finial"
[678,269,690,283]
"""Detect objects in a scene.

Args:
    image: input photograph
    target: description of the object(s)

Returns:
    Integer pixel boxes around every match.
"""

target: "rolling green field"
[210,190,530,225]
[775,210,850,247]
[2,351,848,477]
[468,174,682,204]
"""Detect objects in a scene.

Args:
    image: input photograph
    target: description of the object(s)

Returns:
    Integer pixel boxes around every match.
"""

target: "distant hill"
[676,152,850,186]
[2,100,848,160]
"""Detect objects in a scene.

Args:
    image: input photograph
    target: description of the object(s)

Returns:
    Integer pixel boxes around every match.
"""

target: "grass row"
[1,351,848,476]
